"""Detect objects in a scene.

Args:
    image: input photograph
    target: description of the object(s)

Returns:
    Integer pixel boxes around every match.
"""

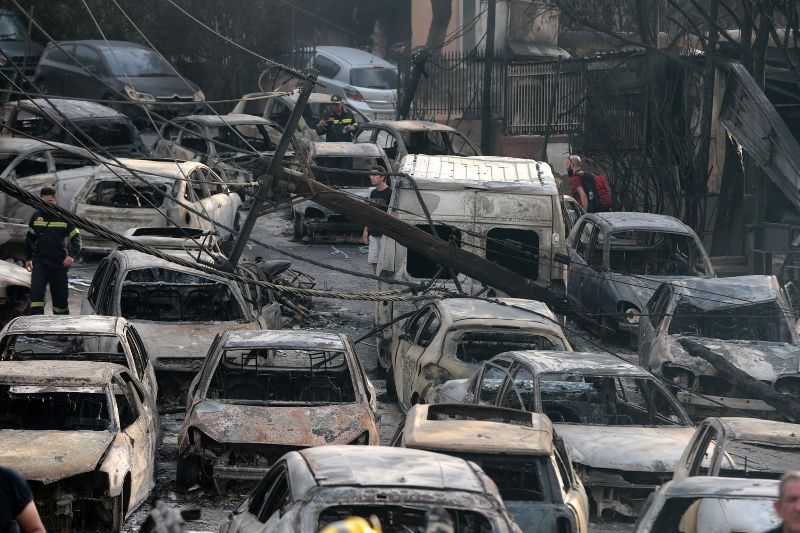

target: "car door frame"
[353,124,407,171]
[567,219,596,313]
[392,304,437,409]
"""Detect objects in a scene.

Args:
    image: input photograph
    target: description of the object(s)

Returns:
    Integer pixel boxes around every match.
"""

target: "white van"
[375,154,572,368]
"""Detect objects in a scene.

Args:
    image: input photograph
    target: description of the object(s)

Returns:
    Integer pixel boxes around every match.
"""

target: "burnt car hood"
[190,400,372,446]
[0,430,114,483]
[667,336,800,381]
[125,76,199,98]
[555,425,695,472]
[133,321,255,361]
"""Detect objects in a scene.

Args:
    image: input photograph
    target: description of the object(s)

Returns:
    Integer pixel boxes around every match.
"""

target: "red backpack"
[580,172,612,212]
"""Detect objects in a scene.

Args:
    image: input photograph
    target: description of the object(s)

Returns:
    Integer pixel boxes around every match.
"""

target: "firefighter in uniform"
[316,95,359,141]
[24,186,81,315]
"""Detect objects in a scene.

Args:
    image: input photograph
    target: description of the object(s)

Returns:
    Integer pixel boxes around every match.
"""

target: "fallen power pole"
[276,171,566,308]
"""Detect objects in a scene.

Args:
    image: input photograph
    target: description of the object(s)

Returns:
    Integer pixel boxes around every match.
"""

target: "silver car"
[290,46,397,120]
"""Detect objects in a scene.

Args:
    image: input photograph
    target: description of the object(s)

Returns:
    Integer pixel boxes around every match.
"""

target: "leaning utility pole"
[480,0,497,155]
[226,69,318,270]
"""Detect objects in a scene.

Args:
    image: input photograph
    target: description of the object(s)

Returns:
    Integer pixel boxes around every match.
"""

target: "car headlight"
[193,89,205,102]
[622,305,640,325]
[123,85,156,102]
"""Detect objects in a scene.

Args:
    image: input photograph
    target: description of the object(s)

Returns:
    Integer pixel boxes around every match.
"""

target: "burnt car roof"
[670,275,781,308]
[4,314,122,335]
[0,259,30,287]
[714,417,800,446]
[0,360,125,385]
[0,137,65,154]
[586,212,692,233]
[223,330,346,350]
[366,120,456,132]
[658,476,779,499]
[300,446,487,492]
[310,142,384,157]
[112,249,229,281]
[99,158,203,179]
[403,404,554,455]
[506,350,651,376]
[14,98,127,121]
[176,113,279,128]
[438,298,557,324]
[55,39,151,50]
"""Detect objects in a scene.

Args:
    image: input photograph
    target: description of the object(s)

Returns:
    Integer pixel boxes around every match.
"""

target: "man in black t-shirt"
[362,167,392,275]
[0,466,45,533]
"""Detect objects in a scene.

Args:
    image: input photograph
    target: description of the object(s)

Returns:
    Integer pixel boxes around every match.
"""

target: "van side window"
[407,225,461,279]
[575,222,595,260]
[486,228,540,279]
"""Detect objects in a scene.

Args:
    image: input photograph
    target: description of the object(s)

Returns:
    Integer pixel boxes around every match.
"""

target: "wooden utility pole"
[480,0,496,155]
[276,171,565,308]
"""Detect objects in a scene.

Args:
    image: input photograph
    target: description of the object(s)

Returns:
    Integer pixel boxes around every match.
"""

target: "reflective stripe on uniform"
[27,227,35,234]
[48,222,68,228]
[53,306,69,313]
[29,301,44,307]
[32,220,48,227]
[68,228,79,238]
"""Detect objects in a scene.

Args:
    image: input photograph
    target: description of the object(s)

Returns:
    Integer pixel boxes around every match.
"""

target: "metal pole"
[226,69,318,270]
[480,0,496,154]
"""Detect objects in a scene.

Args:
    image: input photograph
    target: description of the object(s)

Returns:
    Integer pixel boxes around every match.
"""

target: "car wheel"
[293,214,304,239]
[176,455,201,491]
[385,364,397,399]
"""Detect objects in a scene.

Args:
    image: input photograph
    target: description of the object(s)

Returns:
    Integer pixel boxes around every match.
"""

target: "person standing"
[566,154,612,212]
[316,95,359,142]
[767,471,800,533]
[24,186,81,315]
[362,168,392,275]
[0,466,45,533]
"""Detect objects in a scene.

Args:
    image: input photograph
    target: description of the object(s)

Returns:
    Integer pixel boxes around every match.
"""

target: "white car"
[289,46,397,120]
[72,159,242,253]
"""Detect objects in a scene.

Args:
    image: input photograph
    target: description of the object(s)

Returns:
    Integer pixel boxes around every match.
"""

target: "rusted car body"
[1,98,148,157]
[177,330,378,493]
[566,213,714,340]
[72,159,242,253]
[81,249,280,399]
[291,141,392,242]
[231,91,370,144]
[151,114,282,193]
[375,155,572,370]
[0,360,159,532]
[0,314,158,401]
[353,120,481,170]
[394,403,589,533]
[0,259,29,327]
[220,445,523,532]
[0,138,108,221]
[673,417,800,481]
[634,477,780,532]
[638,275,800,419]
[438,350,696,518]
[389,297,571,412]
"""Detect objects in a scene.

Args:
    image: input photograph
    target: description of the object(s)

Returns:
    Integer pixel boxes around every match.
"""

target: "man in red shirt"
[567,155,588,211]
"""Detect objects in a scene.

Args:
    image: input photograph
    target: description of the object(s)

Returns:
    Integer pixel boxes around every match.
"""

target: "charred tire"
[385,364,397,399]
[293,214,304,239]
[176,455,201,492]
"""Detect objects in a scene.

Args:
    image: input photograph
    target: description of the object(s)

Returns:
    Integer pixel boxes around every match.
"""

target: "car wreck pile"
[0,66,797,533]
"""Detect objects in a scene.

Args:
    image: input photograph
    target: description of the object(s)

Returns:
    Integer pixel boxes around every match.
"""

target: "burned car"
[638,275,800,419]
[438,350,695,517]
[152,113,282,193]
[353,120,481,170]
[178,330,379,493]
[232,91,370,144]
[2,98,148,157]
[220,445,522,532]
[673,417,800,481]
[0,138,108,221]
[634,477,780,533]
[389,297,571,412]
[394,403,589,533]
[291,141,392,242]
[0,360,158,532]
[81,249,281,398]
[0,314,158,401]
[0,259,29,327]
[72,159,242,253]
[566,213,714,340]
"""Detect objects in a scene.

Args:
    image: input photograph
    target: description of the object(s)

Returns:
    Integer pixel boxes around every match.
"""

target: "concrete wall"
[411,0,464,53]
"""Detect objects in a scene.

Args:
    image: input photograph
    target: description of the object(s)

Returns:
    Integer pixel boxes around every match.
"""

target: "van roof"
[398,155,558,194]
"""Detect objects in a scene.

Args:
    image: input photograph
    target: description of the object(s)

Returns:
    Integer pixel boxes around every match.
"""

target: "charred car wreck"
[638,275,800,419]
[178,330,378,493]
[0,361,158,532]
[0,259,30,327]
